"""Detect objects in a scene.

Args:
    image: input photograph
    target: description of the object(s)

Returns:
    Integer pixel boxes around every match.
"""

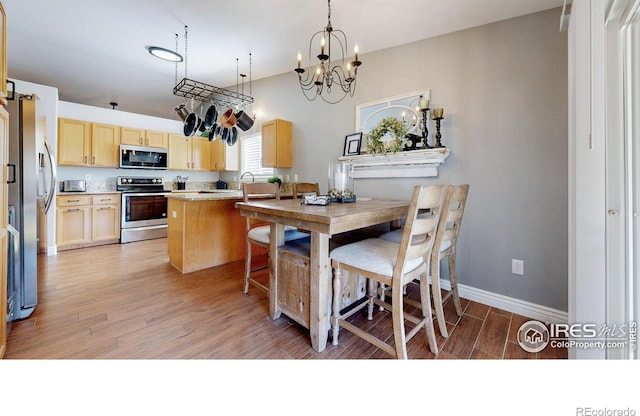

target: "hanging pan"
[203,104,218,130]
[183,112,201,137]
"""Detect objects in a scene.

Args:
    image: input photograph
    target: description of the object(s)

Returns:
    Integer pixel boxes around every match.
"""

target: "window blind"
[240,133,274,180]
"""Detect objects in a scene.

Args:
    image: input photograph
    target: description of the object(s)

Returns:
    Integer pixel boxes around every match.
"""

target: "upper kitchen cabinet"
[121,127,168,148]
[261,119,292,168]
[145,130,168,148]
[0,2,6,106]
[211,139,239,172]
[57,118,120,167]
[168,133,211,171]
[57,118,90,166]
[91,123,121,166]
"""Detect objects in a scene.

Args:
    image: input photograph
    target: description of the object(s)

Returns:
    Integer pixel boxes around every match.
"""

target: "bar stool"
[379,184,470,337]
[329,185,448,358]
[242,182,307,294]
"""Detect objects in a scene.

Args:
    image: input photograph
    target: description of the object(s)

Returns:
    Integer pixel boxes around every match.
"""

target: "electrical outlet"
[512,259,524,276]
[84,174,91,181]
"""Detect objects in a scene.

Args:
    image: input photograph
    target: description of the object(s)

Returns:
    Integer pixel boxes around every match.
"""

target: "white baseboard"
[438,279,568,324]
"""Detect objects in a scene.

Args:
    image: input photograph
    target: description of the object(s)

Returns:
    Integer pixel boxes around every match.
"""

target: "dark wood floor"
[4,238,566,359]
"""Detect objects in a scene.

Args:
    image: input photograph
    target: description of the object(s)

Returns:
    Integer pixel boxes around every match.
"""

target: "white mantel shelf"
[338,148,450,178]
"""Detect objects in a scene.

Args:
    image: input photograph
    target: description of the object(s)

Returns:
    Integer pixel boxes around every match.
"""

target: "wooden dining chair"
[329,185,448,358]
[379,184,470,337]
[292,182,320,199]
[242,182,307,294]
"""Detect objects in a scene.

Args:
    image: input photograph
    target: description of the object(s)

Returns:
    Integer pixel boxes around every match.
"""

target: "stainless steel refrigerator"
[6,93,56,321]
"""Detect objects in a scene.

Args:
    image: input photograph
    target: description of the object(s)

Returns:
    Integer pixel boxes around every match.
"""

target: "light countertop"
[166,190,244,201]
[57,191,121,195]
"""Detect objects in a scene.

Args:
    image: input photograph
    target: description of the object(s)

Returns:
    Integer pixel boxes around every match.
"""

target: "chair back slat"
[394,185,448,285]
[435,184,469,253]
[243,182,280,201]
[293,182,320,199]
[243,182,280,229]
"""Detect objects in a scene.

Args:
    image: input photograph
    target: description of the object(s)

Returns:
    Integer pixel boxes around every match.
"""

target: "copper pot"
[219,108,237,128]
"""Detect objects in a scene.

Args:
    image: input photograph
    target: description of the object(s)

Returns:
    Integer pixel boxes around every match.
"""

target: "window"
[240,133,274,180]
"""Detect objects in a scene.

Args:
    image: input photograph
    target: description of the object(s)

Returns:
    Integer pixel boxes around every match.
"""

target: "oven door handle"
[121,192,170,197]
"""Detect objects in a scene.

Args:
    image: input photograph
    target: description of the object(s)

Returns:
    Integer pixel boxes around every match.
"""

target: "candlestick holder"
[433,116,445,148]
[420,108,432,148]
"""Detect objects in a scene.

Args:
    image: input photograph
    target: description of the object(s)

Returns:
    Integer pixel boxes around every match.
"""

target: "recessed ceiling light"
[146,46,183,62]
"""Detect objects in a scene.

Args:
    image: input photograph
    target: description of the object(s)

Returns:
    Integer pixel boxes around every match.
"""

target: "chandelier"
[294,0,362,104]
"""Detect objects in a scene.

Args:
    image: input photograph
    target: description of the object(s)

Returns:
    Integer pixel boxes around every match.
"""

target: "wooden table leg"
[310,231,330,352]
[269,222,284,320]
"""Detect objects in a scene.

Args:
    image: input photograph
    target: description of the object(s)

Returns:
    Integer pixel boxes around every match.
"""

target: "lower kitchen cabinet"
[167,196,246,273]
[56,193,120,251]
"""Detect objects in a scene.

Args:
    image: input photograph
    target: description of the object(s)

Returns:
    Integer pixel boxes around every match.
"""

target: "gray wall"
[224,8,568,311]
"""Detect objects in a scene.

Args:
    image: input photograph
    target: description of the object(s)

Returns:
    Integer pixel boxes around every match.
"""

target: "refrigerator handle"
[43,138,57,214]
[7,163,16,183]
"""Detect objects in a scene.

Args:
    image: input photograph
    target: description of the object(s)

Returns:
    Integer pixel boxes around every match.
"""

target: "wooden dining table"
[236,197,410,352]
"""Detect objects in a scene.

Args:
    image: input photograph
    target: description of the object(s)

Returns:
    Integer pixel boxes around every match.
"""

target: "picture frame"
[343,132,363,156]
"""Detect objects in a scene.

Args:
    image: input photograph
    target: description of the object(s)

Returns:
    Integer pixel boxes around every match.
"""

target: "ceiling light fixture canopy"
[147,45,183,62]
[294,0,362,104]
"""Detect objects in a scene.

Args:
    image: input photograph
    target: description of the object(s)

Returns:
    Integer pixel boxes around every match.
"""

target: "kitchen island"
[166,190,247,274]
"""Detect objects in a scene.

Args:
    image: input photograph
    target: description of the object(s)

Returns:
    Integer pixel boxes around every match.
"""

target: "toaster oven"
[62,180,86,192]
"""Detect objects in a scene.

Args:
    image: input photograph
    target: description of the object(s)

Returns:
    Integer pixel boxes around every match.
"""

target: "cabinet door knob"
[608,210,618,216]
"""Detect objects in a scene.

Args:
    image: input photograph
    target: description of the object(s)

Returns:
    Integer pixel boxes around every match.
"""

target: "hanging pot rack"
[173,77,253,109]
[172,25,254,110]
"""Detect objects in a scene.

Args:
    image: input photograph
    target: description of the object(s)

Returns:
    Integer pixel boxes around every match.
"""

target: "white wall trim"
[438,279,568,324]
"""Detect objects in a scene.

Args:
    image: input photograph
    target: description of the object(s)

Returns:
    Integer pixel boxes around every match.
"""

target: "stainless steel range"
[117,176,170,243]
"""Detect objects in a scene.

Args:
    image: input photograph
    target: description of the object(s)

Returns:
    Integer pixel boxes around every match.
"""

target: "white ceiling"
[4,0,563,119]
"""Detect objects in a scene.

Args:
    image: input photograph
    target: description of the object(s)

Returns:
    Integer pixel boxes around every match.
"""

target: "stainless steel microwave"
[120,145,168,170]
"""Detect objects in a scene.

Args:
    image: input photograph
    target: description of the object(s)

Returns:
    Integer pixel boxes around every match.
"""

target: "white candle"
[297,52,302,69]
[354,44,359,61]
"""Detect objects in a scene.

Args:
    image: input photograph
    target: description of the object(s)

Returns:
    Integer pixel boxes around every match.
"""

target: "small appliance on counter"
[216,180,228,189]
[62,179,86,192]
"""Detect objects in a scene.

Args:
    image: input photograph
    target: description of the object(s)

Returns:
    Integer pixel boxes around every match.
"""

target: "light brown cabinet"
[167,196,246,273]
[121,127,168,148]
[168,133,212,171]
[261,119,292,168]
[56,194,120,251]
[57,119,120,167]
[211,138,239,171]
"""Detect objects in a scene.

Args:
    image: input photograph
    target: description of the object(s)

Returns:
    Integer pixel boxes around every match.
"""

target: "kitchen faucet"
[240,171,254,182]
[238,171,255,189]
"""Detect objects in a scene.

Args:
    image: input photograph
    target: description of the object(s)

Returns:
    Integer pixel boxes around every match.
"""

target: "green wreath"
[366,117,408,154]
